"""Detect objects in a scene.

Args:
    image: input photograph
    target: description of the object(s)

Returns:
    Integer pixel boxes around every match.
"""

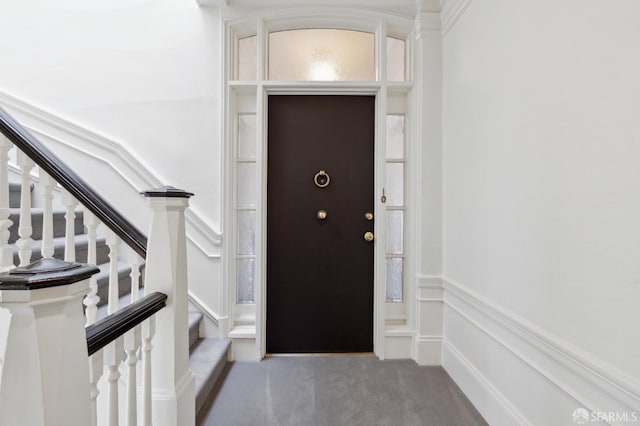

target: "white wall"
[0,0,221,223]
[0,0,223,321]
[442,0,640,423]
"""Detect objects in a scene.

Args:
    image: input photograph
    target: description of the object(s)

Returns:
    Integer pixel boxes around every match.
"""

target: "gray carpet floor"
[197,355,488,426]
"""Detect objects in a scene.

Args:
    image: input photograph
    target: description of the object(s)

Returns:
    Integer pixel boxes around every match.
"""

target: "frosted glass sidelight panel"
[237,163,256,206]
[385,163,404,206]
[238,114,257,159]
[238,36,257,80]
[386,115,405,159]
[237,211,256,255]
[386,211,404,254]
[386,258,403,302]
[269,29,375,81]
[237,258,255,303]
[387,37,405,81]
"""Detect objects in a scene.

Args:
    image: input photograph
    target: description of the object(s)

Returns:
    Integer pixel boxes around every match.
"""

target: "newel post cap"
[141,186,194,198]
[0,258,100,290]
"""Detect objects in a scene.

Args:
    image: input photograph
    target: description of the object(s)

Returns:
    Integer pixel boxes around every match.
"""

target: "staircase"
[7,180,230,417]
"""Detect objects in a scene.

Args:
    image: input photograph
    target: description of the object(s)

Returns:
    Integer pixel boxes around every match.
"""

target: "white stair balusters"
[104,336,124,426]
[0,136,13,271]
[63,189,79,262]
[39,170,55,259]
[88,350,104,426]
[83,209,100,325]
[16,150,34,266]
[105,229,122,426]
[125,247,143,426]
[142,316,156,426]
[84,209,102,426]
[107,229,121,314]
[124,324,141,426]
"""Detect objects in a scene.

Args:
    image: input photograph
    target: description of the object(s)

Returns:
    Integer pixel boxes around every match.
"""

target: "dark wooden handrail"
[0,106,147,258]
[86,292,167,355]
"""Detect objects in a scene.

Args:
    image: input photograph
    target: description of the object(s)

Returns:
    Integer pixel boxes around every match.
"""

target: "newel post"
[0,258,99,426]
[143,186,195,426]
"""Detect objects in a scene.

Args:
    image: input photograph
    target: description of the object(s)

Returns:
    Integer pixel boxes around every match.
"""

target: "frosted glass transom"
[269,29,375,81]
[238,36,257,80]
[386,37,405,81]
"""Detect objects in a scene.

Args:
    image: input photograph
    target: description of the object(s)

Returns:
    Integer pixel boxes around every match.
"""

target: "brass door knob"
[364,212,373,221]
[317,210,327,220]
[364,231,374,242]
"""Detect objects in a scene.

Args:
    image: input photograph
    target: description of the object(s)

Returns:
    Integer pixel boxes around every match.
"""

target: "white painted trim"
[187,290,220,326]
[442,277,640,419]
[440,0,472,36]
[443,340,530,426]
[0,90,223,258]
[417,275,443,288]
[223,9,417,362]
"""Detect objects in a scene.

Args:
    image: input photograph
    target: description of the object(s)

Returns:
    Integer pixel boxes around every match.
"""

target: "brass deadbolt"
[317,210,328,220]
[365,212,374,221]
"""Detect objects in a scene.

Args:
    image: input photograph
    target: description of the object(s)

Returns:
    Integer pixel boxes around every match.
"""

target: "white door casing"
[219,5,443,363]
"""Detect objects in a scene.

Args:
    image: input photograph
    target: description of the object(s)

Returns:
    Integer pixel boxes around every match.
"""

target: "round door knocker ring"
[314,170,331,188]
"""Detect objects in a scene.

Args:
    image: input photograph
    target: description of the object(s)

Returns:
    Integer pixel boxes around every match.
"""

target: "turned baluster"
[63,190,79,262]
[39,170,55,259]
[16,150,34,266]
[141,316,156,426]
[125,248,143,426]
[83,209,100,325]
[0,136,13,270]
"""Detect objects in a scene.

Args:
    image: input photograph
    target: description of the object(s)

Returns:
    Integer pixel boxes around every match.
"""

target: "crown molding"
[440,0,472,36]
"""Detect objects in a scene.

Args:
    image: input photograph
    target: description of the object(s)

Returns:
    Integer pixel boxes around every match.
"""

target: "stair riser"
[8,182,31,209]
[96,273,133,308]
[8,211,84,243]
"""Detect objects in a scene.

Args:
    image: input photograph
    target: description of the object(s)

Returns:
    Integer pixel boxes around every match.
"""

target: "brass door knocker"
[314,170,331,188]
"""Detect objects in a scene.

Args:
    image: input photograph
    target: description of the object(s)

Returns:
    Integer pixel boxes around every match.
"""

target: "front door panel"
[267,95,375,353]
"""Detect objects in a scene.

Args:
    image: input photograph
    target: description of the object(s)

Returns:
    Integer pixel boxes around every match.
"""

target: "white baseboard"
[443,339,529,425]
[442,278,640,426]
[415,337,442,366]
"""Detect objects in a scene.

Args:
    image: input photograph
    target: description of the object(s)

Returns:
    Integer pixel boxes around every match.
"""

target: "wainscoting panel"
[442,278,640,426]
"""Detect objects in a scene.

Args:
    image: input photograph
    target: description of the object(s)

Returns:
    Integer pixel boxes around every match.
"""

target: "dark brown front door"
[267,95,375,353]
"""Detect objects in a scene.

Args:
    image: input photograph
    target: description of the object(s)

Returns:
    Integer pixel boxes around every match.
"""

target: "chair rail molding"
[0,90,222,258]
[442,277,640,425]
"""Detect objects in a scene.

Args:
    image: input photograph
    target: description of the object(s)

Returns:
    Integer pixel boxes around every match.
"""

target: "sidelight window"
[385,114,405,302]
[236,114,257,303]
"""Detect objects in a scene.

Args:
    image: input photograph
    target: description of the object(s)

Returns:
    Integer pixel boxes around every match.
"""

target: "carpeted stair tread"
[189,311,203,349]
[190,338,231,415]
